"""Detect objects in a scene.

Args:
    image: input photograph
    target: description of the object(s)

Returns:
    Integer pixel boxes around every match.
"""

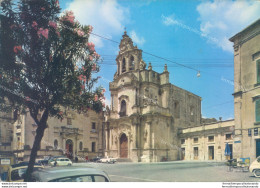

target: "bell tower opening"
[120,100,127,117]
[122,58,126,73]
[130,56,134,71]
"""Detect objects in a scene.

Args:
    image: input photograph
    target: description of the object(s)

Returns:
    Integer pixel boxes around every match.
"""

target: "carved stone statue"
[139,59,146,70]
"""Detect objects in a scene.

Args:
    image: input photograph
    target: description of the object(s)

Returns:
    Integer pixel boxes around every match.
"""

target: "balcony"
[90,129,97,133]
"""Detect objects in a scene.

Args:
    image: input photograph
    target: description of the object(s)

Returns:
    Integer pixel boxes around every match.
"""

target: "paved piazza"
[73,161,259,182]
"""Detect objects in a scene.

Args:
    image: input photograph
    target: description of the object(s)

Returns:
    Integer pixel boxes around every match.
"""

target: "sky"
[59,0,260,121]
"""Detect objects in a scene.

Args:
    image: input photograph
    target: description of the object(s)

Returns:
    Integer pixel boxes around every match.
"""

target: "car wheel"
[68,163,72,166]
[253,169,260,177]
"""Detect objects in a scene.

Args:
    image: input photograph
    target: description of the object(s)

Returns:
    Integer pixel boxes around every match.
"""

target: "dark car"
[91,156,101,163]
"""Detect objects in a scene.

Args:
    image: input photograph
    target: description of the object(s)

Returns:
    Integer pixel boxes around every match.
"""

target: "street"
[74,161,259,182]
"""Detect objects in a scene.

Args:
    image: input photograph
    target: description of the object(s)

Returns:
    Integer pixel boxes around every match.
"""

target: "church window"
[54,139,58,149]
[91,142,96,152]
[257,60,260,84]
[120,100,127,117]
[255,98,260,122]
[130,56,134,70]
[122,58,126,73]
[79,142,83,151]
[208,136,214,142]
[174,101,180,118]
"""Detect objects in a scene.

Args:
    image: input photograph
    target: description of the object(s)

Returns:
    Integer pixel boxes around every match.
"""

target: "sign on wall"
[1,159,11,165]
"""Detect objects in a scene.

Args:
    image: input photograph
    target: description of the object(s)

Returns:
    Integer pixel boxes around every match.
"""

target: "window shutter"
[257,60,260,83]
[256,99,260,122]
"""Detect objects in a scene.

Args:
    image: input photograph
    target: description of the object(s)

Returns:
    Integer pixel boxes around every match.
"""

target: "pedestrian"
[75,156,78,163]
[54,159,57,167]
[85,155,88,162]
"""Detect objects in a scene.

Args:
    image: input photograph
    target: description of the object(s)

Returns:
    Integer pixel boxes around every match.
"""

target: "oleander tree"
[0,0,105,181]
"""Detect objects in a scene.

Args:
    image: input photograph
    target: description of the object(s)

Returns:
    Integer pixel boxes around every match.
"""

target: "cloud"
[130,30,145,46]
[161,15,218,44]
[66,0,129,48]
[196,0,260,52]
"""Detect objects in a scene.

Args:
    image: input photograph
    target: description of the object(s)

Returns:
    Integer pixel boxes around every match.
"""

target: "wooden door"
[120,134,128,158]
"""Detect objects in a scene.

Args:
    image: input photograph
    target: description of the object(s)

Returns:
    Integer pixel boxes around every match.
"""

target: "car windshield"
[11,167,41,181]
[50,175,108,182]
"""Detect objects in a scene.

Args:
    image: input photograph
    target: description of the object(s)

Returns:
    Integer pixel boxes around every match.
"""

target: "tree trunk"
[24,110,48,182]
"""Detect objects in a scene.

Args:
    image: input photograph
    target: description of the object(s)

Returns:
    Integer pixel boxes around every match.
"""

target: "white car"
[50,158,72,166]
[99,156,117,164]
[249,156,260,177]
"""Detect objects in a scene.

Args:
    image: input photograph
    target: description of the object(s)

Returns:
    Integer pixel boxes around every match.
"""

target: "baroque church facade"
[104,31,202,162]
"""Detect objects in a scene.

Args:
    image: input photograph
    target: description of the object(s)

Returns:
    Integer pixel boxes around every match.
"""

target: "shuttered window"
[257,60,260,84]
[256,99,260,122]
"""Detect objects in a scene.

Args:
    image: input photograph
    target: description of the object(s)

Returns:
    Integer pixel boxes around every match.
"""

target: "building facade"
[12,109,104,161]
[105,31,202,162]
[179,119,235,161]
[230,19,260,161]
[0,111,14,152]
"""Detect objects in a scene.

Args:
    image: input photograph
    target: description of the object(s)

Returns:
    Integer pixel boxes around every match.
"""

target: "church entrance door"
[120,133,128,158]
[66,139,73,159]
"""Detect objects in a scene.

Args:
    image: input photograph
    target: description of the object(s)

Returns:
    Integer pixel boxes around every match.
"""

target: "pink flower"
[37,28,49,39]
[82,66,87,72]
[81,85,85,90]
[94,94,98,102]
[13,46,22,54]
[41,7,45,11]
[61,11,75,24]
[89,55,93,61]
[32,21,38,29]
[58,111,63,115]
[102,103,106,107]
[78,75,86,82]
[88,25,93,34]
[92,63,97,71]
[93,51,100,58]
[77,29,84,37]
[48,21,57,29]
[102,88,106,93]
[55,0,60,8]
[87,42,95,52]
[56,31,61,37]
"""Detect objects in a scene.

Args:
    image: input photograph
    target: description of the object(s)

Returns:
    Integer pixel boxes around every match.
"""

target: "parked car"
[91,156,101,163]
[1,162,43,182]
[249,156,260,177]
[31,166,110,182]
[37,156,53,166]
[49,157,72,166]
[48,156,66,165]
[99,156,117,164]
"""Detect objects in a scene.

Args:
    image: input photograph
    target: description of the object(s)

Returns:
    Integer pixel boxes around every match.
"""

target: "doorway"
[208,146,214,160]
[66,139,73,159]
[181,148,185,160]
[120,133,128,158]
[256,139,260,157]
